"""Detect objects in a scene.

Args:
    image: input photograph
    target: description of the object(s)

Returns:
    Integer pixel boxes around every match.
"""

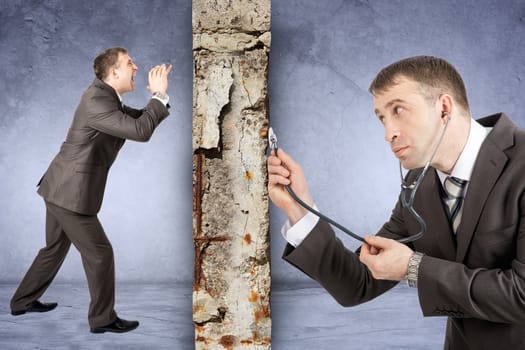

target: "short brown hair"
[93,47,127,80]
[369,56,470,114]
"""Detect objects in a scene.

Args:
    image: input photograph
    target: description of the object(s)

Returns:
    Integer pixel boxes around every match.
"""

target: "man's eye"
[394,106,404,115]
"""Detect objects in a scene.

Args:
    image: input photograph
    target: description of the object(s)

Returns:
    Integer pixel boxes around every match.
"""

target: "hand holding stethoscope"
[268,111,451,244]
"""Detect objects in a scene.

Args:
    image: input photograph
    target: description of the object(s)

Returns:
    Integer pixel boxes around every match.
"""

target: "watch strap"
[406,252,424,288]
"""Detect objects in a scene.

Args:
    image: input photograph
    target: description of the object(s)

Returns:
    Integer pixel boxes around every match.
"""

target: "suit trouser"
[10,201,117,328]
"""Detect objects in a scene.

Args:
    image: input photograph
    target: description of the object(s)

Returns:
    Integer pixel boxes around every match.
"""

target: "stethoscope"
[269,111,451,244]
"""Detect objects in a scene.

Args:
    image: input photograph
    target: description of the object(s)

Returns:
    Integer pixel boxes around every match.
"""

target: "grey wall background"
[1,0,524,286]
[269,0,525,283]
[0,0,193,283]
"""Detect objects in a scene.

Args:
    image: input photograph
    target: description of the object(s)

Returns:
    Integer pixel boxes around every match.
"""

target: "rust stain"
[243,233,252,245]
[194,236,230,242]
[193,152,232,292]
[193,304,205,314]
[193,152,205,290]
[252,331,271,344]
[248,289,259,302]
[260,126,268,138]
[254,304,270,324]
[244,170,253,180]
[219,335,238,350]
[193,152,204,237]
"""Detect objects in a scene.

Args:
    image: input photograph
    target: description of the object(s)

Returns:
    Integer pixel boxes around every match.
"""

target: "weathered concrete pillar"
[192,1,271,349]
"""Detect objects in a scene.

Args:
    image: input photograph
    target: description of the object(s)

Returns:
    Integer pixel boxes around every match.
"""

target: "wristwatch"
[406,252,424,288]
[152,91,168,101]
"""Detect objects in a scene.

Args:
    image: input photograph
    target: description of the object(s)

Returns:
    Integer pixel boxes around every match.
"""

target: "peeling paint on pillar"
[192,0,271,349]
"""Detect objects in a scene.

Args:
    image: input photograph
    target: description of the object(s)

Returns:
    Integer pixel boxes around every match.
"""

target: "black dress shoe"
[11,300,58,316]
[90,317,139,334]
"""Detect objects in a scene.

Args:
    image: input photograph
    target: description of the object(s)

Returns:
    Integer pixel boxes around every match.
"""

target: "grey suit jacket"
[37,78,169,215]
[283,113,525,350]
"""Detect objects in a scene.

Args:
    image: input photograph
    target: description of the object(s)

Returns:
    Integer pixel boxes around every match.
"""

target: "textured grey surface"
[268,0,525,283]
[0,0,193,283]
[0,283,194,350]
[0,283,445,349]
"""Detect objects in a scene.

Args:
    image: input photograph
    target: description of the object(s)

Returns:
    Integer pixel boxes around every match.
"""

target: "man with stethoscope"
[267,56,525,350]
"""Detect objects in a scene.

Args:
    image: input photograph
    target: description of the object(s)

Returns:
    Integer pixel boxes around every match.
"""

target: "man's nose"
[384,120,400,143]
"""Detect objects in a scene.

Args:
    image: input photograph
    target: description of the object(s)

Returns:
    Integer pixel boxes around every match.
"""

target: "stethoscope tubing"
[270,114,450,244]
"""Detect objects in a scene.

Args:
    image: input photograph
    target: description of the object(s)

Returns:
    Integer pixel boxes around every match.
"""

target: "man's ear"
[436,94,453,122]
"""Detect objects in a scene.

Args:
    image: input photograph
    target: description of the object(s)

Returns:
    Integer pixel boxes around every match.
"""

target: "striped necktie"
[442,176,468,233]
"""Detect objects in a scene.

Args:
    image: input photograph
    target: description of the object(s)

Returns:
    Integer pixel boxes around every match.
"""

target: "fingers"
[359,242,378,277]
[359,238,383,266]
[267,149,293,187]
[149,64,173,78]
[267,149,302,182]
[268,164,290,180]
[363,235,393,250]
[360,242,371,256]
[268,173,291,187]
[149,64,163,79]
[359,243,378,277]
[362,242,380,256]
[267,160,291,187]
[360,236,413,281]
[369,245,380,255]
[275,148,301,174]
[147,63,172,94]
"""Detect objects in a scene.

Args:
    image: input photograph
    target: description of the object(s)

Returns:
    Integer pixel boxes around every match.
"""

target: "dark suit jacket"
[37,78,169,215]
[283,113,525,350]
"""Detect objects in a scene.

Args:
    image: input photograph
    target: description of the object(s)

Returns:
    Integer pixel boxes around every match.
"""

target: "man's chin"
[399,159,422,170]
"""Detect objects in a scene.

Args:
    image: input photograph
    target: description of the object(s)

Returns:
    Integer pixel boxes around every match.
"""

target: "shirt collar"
[97,78,122,102]
[437,119,490,185]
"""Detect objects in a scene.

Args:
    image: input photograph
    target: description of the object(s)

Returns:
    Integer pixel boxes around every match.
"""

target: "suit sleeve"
[85,95,169,142]
[283,207,407,306]
[122,105,144,119]
[417,221,525,324]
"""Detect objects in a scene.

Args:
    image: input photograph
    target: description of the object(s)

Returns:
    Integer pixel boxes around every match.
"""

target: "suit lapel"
[455,114,513,262]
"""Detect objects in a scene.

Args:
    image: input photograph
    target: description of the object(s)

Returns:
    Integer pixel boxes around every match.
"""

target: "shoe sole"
[11,310,26,316]
[90,324,139,334]
[90,328,107,334]
[11,306,57,316]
